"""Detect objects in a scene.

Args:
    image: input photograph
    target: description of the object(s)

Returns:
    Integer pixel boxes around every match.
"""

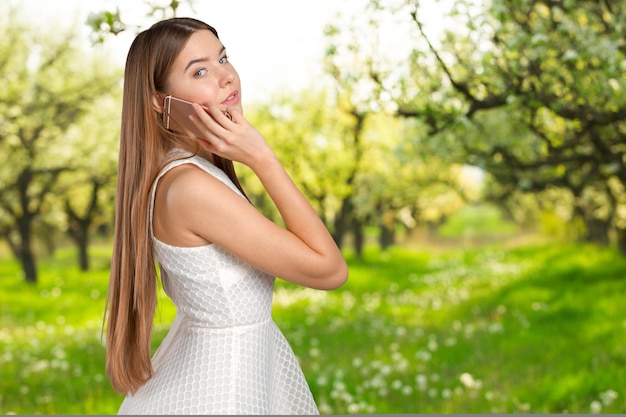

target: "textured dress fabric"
[117,151,319,415]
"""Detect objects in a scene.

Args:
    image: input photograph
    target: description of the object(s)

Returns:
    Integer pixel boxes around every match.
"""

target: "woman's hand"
[189,103,272,170]
[169,102,348,291]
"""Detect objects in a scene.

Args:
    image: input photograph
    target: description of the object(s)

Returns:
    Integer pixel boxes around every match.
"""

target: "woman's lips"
[222,90,240,105]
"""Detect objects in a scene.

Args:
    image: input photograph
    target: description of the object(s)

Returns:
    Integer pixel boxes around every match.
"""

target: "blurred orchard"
[1,0,625,281]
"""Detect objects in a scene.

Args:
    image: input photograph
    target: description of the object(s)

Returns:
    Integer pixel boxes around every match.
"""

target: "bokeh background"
[1,0,625,414]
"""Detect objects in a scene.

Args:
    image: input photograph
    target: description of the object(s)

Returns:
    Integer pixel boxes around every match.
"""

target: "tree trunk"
[332,197,354,249]
[19,248,38,284]
[584,216,610,245]
[16,218,37,283]
[616,228,626,257]
[353,219,364,259]
[379,210,396,250]
[78,231,90,271]
[65,180,105,272]
[379,223,395,249]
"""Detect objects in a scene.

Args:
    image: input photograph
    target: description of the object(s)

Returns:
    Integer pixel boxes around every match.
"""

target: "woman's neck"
[173,143,215,164]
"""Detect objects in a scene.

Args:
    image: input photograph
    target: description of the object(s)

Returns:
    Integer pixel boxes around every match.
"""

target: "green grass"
[1,241,625,414]
[437,203,519,240]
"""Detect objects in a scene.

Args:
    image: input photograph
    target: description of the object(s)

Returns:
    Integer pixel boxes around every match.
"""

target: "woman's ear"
[152,94,164,113]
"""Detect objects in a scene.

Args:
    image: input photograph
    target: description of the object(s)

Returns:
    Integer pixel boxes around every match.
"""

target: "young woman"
[104,17,348,415]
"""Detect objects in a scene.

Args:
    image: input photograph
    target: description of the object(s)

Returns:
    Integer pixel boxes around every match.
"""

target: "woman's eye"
[219,55,229,64]
[194,68,207,77]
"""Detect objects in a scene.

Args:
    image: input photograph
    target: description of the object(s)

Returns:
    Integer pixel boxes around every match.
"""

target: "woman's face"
[165,29,242,114]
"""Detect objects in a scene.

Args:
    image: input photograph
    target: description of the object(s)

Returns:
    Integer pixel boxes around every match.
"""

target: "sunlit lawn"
[1,238,625,414]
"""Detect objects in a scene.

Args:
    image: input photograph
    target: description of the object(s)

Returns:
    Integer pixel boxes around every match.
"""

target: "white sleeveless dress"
[117,151,319,415]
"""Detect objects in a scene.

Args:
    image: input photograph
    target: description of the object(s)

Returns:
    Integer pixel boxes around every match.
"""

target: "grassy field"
[1,239,625,414]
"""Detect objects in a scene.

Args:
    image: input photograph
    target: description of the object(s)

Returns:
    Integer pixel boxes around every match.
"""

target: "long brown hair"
[103,17,246,395]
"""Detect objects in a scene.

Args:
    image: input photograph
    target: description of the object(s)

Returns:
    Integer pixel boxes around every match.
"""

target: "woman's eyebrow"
[184,57,208,72]
[184,46,226,72]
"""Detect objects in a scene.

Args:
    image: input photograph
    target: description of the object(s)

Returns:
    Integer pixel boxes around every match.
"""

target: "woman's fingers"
[187,103,269,167]
[195,103,233,127]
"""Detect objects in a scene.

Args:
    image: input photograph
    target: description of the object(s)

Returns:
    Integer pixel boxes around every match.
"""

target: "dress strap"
[148,149,245,238]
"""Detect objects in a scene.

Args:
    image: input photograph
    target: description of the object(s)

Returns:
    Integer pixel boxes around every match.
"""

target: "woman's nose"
[218,66,235,87]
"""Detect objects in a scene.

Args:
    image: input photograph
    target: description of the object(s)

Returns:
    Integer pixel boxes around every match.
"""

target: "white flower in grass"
[341,392,353,403]
[415,374,428,390]
[36,395,52,404]
[370,359,383,369]
[395,358,409,372]
[488,323,503,333]
[531,301,545,311]
[415,349,432,361]
[444,336,457,346]
[52,346,66,359]
[460,372,481,389]
[380,365,392,376]
[590,400,602,413]
[600,389,618,406]
[333,380,346,392]
[318,403,332,415]
[391,380,402,390]
[354,401,374,414]
[31,359,49,373]
[427,339,438,351]
[370,375,386,389]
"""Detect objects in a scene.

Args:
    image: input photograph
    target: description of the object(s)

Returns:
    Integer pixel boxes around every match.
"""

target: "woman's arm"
[153,105,348,290]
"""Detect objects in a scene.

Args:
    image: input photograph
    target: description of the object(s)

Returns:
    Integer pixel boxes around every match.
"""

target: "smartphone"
[163,95,232,139]
[163,95,209,139]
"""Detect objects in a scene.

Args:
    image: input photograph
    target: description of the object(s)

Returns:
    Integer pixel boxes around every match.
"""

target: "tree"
[321,3,479,254]
[57,95,121,271]
[420,0,626,251]
[241,89,356,243]
[0,10,121,282]
[86,0,196,44]
[352,0,626,253]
